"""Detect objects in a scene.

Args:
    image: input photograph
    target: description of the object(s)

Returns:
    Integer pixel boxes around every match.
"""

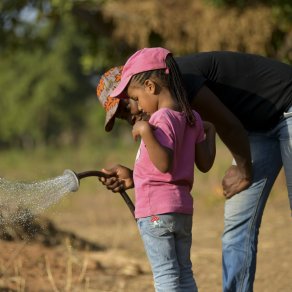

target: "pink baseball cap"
[110,47,171,98]
[96,66,124,132]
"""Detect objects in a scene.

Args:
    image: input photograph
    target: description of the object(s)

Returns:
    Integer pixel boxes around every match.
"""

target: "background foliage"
[0,0,291,149]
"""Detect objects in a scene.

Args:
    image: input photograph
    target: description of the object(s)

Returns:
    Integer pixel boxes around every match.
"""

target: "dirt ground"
[0,182,291,292]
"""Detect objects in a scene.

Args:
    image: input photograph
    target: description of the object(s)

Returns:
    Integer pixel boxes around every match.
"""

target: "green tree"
[1,0,291,149]
[0,0,132,148]
[0,13,90,147]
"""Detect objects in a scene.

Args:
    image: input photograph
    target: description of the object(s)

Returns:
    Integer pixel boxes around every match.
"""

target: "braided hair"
[129,54,195,126]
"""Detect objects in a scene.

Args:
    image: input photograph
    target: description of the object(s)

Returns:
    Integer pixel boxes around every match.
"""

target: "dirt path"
[0,187,291,291]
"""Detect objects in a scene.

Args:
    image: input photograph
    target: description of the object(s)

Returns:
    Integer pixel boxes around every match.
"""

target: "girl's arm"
[132,121,173,173]
[195,121,216,173]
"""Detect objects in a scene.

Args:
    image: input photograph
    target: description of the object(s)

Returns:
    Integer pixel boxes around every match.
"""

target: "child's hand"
[132,121,151,141]
[203,121,215,132]
[202,121,215,140]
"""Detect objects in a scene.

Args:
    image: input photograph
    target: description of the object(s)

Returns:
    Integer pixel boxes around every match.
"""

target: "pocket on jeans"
[139,217,170,237]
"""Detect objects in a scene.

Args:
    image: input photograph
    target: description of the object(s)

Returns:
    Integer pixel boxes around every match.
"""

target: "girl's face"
[126,80,158,115]
[115,99,150,125]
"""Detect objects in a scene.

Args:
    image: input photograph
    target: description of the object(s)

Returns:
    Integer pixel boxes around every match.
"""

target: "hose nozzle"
[63,169,135,219]
[63,169,80,192]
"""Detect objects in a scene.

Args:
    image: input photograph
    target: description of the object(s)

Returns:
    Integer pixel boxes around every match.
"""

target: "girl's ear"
[144,79,156,94]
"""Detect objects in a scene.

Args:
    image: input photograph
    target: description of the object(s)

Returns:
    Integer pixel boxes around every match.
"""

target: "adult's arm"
[191,85,253,198]
[99,165,134,192]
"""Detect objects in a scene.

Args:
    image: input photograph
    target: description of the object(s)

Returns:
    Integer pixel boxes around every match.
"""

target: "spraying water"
[0,168,134,230]
[0,170,79,225]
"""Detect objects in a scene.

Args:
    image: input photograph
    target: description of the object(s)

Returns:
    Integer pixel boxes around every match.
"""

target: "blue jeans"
[222,106,292,292]
[137,213,197,292]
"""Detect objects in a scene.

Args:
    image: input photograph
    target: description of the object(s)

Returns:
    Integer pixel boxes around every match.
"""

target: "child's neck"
[158,90,180,112]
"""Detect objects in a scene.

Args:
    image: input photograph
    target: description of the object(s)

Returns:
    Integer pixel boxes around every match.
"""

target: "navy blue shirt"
[176,51,292,131]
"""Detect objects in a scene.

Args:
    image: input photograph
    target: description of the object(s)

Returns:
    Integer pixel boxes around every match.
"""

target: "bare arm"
[195,121,216,172]
[132,121,173,173]
[191,86,252,198]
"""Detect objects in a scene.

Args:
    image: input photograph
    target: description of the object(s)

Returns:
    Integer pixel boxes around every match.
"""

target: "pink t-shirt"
[133,108,205,218]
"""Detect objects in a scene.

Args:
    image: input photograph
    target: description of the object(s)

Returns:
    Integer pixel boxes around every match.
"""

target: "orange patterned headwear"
[96,66,123,132]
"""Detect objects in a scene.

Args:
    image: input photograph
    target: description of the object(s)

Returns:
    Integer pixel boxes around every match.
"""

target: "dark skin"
[192,86,252,198]
[100,85,252,199]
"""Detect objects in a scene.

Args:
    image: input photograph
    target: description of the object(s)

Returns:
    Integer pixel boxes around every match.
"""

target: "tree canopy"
[0,0,291,148]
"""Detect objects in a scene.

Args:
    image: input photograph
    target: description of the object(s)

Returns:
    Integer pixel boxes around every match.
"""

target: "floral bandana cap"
[96,66,123,132]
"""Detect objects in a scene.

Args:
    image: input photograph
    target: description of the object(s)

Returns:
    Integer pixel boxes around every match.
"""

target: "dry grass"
[0,140,288,291]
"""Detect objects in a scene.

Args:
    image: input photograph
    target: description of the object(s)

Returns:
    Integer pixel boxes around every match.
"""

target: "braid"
[165,55,195,126]
[131,70,153,84]
[130,54,195,126]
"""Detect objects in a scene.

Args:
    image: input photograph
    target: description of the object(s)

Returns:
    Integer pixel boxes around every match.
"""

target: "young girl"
[110,47,216,292]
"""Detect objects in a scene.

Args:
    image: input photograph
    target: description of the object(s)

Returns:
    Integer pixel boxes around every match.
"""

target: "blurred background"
[0,0,291,153]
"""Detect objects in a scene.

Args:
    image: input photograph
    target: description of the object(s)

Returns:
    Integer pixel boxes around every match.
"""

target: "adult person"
[96,51,292,292]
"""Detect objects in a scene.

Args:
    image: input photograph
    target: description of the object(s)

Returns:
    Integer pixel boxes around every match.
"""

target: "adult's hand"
[99,164,134,193]
[222,165,252,198]
[192,86,253,198]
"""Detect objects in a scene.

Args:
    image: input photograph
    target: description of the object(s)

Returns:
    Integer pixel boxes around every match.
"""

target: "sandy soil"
[0,184,291,292]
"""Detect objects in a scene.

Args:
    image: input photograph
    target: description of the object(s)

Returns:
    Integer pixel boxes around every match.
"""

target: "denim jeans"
[222,106,292,292]
[137,213,197,292]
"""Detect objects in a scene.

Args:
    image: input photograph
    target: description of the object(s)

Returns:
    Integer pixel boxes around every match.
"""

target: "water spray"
[63,169,135,219]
